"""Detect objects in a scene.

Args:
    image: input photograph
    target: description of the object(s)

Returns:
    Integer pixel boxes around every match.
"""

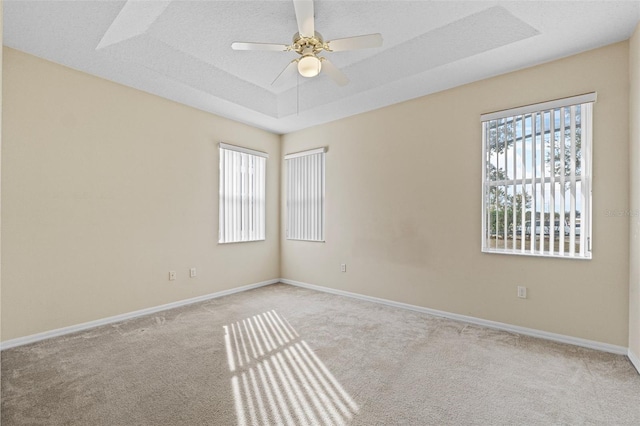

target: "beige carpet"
[2,283,639,425]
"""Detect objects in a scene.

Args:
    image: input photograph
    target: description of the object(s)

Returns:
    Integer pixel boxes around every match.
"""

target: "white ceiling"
[4,1,640,134]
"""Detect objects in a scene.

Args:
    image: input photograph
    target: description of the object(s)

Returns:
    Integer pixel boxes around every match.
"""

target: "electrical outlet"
[517,286,527,299]
[190,267,197,278]
[169,271,176,281]
[341,263,347,273]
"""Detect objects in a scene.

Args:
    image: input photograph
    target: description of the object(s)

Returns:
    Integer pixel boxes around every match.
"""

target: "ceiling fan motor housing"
[293,31,329,55]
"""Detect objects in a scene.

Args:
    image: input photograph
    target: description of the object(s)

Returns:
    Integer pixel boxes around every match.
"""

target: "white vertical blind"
[583,103,593,254]
[219,144,267,243]
[549,110,556,254]
[559,107,567,256]
[520,115,526,254]
[481,94,594,259]
[285,148,326,242]
[531,114,538,254]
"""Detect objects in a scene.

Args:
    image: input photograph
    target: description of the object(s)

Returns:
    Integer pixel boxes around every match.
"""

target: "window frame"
[480,93,595,259]
[285,147,326,242]
[218,142,268,244]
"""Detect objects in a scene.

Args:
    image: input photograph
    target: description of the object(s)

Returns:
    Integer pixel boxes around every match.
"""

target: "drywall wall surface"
[630,23,640,364]
[282,42,630,346]
[0,2,4,342]
[1,48,280,341]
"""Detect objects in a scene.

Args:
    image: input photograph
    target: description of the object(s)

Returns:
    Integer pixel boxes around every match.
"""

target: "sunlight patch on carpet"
[223,310,359,425]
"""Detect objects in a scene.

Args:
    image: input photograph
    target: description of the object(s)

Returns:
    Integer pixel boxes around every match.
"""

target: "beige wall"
[1,39,635,349]
[0,2,4,341]
[282,42,630,347]
[1,48,280,341]
[630,23,640,362]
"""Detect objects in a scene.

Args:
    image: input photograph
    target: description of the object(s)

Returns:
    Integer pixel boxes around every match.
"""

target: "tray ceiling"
[4,1,640,134]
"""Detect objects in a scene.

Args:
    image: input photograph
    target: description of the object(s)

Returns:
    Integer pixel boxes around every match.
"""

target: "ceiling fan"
[231,0,383,86]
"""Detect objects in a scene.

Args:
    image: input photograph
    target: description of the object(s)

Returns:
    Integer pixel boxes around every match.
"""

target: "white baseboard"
[280,278,628,356]
[0,279,279,351]
[629,349,640,374]
[3,277,632,360]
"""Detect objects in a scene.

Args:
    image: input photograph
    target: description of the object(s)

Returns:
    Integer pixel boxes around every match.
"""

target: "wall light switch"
[169,271,176,281]
[190,267,197,278]
[341,264,347,273]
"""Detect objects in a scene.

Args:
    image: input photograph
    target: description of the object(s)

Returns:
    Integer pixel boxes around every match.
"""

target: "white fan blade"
[272,60,299,86]
[320,58,349,86]
[232,42,289,52]
[293,0,315,38]
[327,33,383,52]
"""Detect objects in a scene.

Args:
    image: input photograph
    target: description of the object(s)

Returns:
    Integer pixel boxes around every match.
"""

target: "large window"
[219,143,267,244]
[481,93,595,259]
[285,147,326,242]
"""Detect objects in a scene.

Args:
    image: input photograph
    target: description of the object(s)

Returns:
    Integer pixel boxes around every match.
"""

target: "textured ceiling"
[4,1,640,134]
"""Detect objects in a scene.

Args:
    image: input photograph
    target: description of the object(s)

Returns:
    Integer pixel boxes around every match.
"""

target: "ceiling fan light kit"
[231,0,383,86]
[298,55,321,78]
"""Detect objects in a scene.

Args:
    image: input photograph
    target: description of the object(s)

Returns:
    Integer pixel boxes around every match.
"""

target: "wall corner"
[629,20,640,374]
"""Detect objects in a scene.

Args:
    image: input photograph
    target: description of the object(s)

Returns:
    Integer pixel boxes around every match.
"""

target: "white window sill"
[482,247,592,260]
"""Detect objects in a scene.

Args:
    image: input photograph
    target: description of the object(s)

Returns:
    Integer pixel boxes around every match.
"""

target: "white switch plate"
[517,286,527,299]
[169,271,176,281]
[190,267,197,278]
[341,263,346,273]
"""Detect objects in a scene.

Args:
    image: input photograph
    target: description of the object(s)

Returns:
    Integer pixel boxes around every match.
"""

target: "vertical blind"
[219,143,268,244]
[285,148,326,242]
[480,93,595,259]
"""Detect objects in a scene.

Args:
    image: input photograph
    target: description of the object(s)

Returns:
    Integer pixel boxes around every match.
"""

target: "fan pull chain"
[297,72,300,116]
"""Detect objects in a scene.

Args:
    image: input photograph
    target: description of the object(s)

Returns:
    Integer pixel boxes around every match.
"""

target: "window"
[285,147,326,241]
[481,93,595,259]
[219,143,268,243]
